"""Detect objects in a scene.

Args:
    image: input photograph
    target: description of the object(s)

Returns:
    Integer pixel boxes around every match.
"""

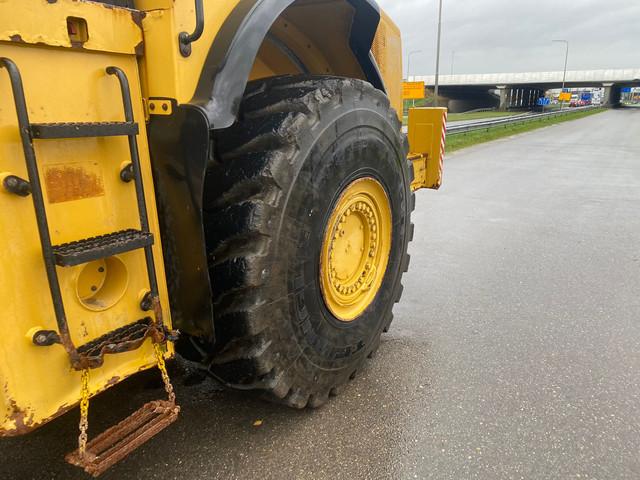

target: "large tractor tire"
[202,75,414,408]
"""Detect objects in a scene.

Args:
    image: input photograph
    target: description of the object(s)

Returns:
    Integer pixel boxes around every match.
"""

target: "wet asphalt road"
[2,108,640,480]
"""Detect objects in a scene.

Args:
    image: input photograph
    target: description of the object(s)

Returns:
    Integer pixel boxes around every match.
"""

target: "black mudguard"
[148,0,384,340]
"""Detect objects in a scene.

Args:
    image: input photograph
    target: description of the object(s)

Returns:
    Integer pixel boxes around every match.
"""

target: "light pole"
[433,0,444,107]
[552,39,569,110]
[450,50,455,75]
[407,50,423,80]
[407,50,423,108]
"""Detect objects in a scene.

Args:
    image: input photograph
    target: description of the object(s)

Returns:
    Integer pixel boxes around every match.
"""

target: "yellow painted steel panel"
[137,0,239,102]
[251,5,355,80]
[0,0,143,55]
[137,0,399,107]
[0,43,171,435]
[372,11,403,116]
[408,107,448,191]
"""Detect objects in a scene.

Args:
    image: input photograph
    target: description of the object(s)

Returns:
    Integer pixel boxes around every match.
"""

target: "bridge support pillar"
[497,85,512,110]
[603,83,621,108]
[522,88,543,108]
[531,88,541,107]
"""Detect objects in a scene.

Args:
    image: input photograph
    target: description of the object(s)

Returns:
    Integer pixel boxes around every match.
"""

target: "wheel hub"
[320,177,392,321]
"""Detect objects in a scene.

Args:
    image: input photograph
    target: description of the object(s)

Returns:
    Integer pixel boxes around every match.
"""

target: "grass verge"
[447,111,522,122]
[404,109,528,126]
[446,108,605,153]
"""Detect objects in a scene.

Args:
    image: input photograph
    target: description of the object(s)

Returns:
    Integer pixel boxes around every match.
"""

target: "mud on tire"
[202,75,414,408]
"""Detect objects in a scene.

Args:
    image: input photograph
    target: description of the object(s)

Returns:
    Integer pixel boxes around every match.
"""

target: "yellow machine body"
[0,0,443,438]
[0,0,171,435]
[371,10,404,116]
[137,0,404,115]
[408,107,448,190]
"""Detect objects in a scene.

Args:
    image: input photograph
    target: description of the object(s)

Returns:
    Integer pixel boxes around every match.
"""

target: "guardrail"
[447,106,600,136]
[460,107,497,114]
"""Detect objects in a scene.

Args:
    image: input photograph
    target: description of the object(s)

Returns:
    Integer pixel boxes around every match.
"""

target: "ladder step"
[30,121,138,139]
[66,399,180,477]
[53,229,153,267]
[77,317,157,369]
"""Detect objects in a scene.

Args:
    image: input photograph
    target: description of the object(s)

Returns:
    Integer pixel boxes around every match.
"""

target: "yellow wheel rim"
[320,177,392,322]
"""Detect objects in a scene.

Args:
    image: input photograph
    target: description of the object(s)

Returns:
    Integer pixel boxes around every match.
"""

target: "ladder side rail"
[106,67,163,322]
[0,57,80,364]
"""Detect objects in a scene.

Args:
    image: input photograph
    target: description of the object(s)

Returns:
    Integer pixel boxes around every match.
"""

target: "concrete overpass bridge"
[411,69,640,112]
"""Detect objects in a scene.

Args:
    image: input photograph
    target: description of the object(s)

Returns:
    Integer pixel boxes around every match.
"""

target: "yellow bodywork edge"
[0,41,172,436]
[408,107,448,191]
[0,0,143,55]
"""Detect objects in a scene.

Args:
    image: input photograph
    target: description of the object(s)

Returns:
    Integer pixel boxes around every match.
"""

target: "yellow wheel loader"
[0,0,446,475]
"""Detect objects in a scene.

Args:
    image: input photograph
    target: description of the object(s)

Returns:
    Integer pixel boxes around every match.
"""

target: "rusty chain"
[153,342,176,404]
[78,369,90,458]
[75,333,175,460]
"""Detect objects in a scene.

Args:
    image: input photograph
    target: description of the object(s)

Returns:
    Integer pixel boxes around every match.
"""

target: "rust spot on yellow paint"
[2,400,31,436]
[105,376,121,387]
[44,164,105,204]
[3,379,71,437]
[1,364,157,437]
[1,400,74,437]
[131,10,146,28]
[135,40,145,57]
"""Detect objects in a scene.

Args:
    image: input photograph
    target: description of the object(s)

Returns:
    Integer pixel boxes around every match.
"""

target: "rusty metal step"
[52,229,153,267]
[76,317,159,369]
[65,400,180,477]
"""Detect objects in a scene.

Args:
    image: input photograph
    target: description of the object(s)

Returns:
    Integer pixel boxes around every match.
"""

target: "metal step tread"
[66,399,180,477]
[53,229,153,267]
[76,317,156,367]
[30,121,138,139]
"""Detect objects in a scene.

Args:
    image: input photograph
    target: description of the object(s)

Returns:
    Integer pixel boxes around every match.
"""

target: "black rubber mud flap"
[201,75,414,408]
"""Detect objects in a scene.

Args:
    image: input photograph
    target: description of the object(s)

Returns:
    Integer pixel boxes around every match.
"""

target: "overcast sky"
[377,0,640,77]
